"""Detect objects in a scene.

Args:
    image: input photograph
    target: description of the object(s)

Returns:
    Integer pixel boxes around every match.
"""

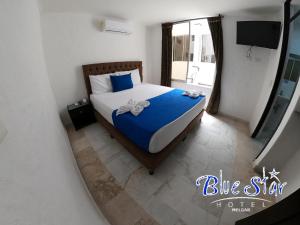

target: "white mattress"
[90,83,205,153]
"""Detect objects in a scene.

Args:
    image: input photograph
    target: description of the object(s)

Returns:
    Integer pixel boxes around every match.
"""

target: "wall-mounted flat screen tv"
[236,21,281,49]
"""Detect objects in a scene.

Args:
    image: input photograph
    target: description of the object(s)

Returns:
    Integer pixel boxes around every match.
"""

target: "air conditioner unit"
[101,19,132,34]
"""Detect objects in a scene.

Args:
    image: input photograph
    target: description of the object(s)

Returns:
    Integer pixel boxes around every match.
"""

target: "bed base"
[82,61,204,174]
[94,109,204,174]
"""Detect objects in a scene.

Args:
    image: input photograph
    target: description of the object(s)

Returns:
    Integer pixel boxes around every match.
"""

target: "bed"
[82,61,205,174]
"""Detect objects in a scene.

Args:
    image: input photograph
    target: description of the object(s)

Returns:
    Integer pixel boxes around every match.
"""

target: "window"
[201,34,215,63]
[171,19,216,86]
[173,35,190,61]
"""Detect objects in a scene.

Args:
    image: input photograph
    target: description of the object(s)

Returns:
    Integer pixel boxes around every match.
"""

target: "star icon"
[269,168,280,182]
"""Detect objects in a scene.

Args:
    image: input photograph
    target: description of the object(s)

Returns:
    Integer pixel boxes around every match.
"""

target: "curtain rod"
[171,14,223,25]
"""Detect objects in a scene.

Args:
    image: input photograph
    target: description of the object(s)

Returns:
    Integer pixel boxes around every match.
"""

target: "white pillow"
[89,73,114,94]
[114,69,141,86]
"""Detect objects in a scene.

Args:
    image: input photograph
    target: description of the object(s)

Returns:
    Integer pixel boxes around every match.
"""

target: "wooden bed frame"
[82,61,204,174]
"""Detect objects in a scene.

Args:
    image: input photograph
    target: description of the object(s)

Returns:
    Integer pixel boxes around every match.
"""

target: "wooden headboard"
[82,61,143,96]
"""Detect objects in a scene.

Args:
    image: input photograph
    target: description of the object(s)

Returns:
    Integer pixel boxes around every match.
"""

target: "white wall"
[257,108,300,201]
[278,146,300,200]
[249,8,289,134]
[220,15,278,122]
[253,92,300,201]
[0,1,108,224]
[249,38,283,133]
[296,97,300,112]
[254,82,300,169]
[255,110,300,169]
[146,24,162,85]
[41,13,148,124]
[43,12,283,125]
[146,15,281,123]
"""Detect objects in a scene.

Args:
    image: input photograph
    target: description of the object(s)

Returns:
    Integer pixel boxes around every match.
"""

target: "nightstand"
[67,100,96,130]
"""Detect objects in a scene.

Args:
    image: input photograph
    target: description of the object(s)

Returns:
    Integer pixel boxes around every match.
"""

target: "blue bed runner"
[112,89,205,152]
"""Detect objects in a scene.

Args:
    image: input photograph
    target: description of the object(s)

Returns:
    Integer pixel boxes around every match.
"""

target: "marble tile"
[104,191,159,225]
[106,151,141,186]
[68,127,158,225]
[134,217,160,225]
[92,173,122,205]
[174,219,187,225]
[183,158,208,185]
[94,141,123,164]
[205,158,234,180]
[81,162,107,183]
[66,125,84,142]
[75,146,100,169]
[153,175,201,219]
[125,168,163,205]
[71,136,91,154]
[218,204,251,225]
[180,141,213,164]
[172,199,219,225]
[85,129,114,151]
[145,197,181,225]
[67,112,268,225]
[83,123,107,138]
[192,192,225,219]
[153,154,188,184]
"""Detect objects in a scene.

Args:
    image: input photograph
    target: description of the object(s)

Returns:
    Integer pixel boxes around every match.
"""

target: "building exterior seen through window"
[172,19,216,86]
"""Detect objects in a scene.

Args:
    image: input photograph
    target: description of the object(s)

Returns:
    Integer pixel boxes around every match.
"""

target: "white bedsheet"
[90,83,205,153]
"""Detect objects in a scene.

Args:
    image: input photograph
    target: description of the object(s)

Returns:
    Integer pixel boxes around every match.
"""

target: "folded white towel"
[182,90,202,98]
[131,104,144,116]
[116,99,150,116]
[137,100,150,108]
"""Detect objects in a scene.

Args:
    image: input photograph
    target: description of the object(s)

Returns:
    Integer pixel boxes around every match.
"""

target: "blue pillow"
[110,74,133,92]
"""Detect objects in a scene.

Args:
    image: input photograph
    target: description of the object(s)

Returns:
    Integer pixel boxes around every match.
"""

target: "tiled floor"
[69,112,272,225]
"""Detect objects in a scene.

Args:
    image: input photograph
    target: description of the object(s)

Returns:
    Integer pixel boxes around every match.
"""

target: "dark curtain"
[161,23,173,87]
[206,16,223,114]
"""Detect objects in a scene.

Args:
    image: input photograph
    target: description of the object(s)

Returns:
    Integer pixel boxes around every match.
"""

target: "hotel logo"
[195,167,287,212]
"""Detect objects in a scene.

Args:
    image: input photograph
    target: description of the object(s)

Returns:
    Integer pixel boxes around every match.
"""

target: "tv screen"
[236,21,281,49]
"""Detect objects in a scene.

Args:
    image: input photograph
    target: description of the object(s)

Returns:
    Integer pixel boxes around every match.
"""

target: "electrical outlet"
[0,120,7,144]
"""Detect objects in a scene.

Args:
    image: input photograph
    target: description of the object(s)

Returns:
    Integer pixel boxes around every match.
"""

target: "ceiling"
[39,0,300,25]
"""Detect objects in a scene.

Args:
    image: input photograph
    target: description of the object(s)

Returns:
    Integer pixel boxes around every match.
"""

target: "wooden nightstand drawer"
[67,101,96,130]
[70,106,92,118]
